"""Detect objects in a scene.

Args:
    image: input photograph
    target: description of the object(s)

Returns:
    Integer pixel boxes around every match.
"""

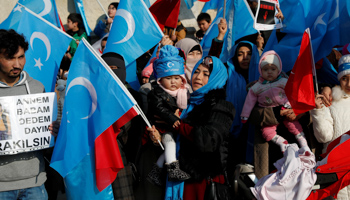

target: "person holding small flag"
[240,50,308,152]
[311,54,350,199]
[94,2,119,39]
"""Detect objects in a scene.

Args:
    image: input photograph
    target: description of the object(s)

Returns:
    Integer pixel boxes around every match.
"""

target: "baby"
[241,50,307,152]
[146,45,190,186]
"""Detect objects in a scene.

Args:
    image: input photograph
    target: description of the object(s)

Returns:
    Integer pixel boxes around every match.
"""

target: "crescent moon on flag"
[30,32,51,61]
[37,0,52,17]
[113,9,135,44]
[66,77,97,119]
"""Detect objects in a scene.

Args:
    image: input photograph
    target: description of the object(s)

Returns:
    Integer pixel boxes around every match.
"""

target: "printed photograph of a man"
[0,103,11,140]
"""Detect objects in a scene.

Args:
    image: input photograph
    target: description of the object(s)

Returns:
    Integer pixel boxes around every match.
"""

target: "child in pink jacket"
[241,50,307,152]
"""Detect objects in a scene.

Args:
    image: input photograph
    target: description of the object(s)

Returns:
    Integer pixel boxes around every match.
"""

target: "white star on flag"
[34,58,44,70]
[314,13,327,31]
[13,5,22,12]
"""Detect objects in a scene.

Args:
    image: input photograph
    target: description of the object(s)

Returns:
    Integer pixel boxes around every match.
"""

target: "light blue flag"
[104,0,163,66]
[184,0,196,9]
[220,0,258,63]
[200,7,223,57]
[202,0,222,12]
[200,0,258,62]
[144,0,151,8]
[126,60,141,91]
[51,38,137,199]
[74,0,92,36]
[0,0,61,30]
[264,0,341,72]
[17,8,72,92]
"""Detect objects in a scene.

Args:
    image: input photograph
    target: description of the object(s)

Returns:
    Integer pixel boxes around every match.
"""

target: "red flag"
[149,0,181,30]
[95,107,138,191]
[285,28,316,115]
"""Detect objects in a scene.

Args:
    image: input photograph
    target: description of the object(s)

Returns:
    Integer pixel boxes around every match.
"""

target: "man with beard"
[0,29,58,199]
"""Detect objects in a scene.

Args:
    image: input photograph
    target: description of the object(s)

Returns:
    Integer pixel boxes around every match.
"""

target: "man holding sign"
[0,29,58,199]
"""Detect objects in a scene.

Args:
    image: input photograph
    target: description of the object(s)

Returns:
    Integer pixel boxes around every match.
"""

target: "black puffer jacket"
[178,89,235,181]
[147,83,180,129]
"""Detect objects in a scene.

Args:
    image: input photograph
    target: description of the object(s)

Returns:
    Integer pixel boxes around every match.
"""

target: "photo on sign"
[256,1,276,25]
[0,101,12,141]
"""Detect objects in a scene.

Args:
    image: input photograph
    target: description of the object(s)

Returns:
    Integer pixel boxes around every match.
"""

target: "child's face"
[66,19,75,31]
[142,77,149,84]
[108,5,117,18]
[340,74,350,95]
[160,75,183,91]
[197,20,211,32]
[261,64,279,81]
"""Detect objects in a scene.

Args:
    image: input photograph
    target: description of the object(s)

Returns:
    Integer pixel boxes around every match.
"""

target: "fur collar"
[332,85,350,102]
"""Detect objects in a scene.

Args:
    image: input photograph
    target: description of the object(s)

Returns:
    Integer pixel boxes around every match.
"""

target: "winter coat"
[310,86,350,153]
[241,77,289,118]
[147,83,180,129]
[178,89,235,181]
[310,85,350,200]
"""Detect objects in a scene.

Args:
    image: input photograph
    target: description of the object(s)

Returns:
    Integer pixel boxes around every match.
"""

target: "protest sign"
[0,92,57,155]
[254,0,283,31]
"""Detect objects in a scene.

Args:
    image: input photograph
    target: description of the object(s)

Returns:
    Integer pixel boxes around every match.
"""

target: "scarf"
[157,75,189,109]
[181,56,228,119]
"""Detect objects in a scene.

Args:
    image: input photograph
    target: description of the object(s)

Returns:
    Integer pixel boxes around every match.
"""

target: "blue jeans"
[0,184,48,200]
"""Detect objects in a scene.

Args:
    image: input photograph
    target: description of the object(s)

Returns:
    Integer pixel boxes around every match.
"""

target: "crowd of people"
[1,0,350,200]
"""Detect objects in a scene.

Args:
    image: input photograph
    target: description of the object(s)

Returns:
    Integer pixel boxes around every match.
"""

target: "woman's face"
[237,46,252,70]
[108,5,117,18]
[187,50,202,60]
[340,74,350,95]
[192,64,210,91]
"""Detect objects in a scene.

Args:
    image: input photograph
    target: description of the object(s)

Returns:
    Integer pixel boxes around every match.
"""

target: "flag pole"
[134,105,165,150]
[223,0,227,18]
[306,28,319,94]
[95,0,110,18]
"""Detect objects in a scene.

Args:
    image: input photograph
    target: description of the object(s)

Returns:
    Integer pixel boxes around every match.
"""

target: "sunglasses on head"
[202,56,213,68]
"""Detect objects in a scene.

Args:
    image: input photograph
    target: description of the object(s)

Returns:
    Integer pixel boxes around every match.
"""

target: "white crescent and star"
[66,77,98,120]
[30,32,51,70]
[313,13,326,31]
[37,0,52,17]
[113,9,135,44]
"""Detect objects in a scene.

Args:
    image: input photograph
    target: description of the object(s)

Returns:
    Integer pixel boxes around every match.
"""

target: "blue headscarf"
[181,56,228,119]
[226,41,260,137]
[153,45,184,79]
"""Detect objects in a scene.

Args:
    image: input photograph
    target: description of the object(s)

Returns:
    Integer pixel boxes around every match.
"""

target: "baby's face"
[160,75,183,91]
[261,64,279,81]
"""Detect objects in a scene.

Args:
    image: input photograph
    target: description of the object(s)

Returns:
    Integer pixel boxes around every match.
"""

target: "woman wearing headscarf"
[226,41,260,137]
[148,56,235,200]
[175,38,203,84]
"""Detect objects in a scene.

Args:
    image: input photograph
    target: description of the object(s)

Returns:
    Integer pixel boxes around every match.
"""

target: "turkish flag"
[285,28,316,116]
[149,0,181,30]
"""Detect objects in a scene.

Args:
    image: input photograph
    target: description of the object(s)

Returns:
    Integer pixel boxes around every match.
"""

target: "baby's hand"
[173,120,180,128]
